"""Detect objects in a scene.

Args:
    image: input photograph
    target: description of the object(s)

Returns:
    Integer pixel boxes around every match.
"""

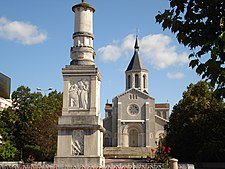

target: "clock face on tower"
[128,104,139,115]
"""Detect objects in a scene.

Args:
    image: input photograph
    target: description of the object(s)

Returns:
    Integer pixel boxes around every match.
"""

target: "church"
[54,0,170,165]
[103,37,169,157]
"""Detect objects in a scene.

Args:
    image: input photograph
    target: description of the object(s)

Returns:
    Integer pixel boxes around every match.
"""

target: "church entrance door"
[129,129,138,147]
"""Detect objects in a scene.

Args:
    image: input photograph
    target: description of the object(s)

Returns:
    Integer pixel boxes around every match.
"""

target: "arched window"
[163,111,167,119]
[128,75,131,89]
[157,111,161,117]
[104,137,110,147]
[104,132,112,147]
[135,74,139,88]
[143,75,146,88]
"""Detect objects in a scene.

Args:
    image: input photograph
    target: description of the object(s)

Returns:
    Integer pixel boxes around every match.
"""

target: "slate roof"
[126,37,147,71]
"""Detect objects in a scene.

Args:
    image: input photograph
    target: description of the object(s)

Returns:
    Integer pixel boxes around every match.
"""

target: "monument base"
[54,156,105,167]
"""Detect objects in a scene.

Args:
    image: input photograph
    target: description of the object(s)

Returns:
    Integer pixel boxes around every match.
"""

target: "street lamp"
[36,87,53,95]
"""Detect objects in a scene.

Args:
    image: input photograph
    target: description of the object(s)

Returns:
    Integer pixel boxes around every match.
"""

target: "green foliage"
[30,91,62,161]
[0,141,19,161]
[165,81,225,162]
[0,86,62,161]
[156,0,225,98]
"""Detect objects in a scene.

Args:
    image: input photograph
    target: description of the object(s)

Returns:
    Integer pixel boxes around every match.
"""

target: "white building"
[0,97,12,145]
[0,97,12,111]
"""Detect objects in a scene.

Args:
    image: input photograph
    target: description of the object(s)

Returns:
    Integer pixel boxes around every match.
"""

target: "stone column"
[122,133,129,147]
[170,158,178,169]
[145,102,150,147]
[117,102,122,147]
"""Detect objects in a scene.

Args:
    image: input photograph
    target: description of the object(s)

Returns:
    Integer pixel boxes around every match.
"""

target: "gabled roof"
[126,37,147,72]
[115,88,154,100]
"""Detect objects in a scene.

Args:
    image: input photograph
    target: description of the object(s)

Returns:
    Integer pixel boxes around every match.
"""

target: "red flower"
[167,147,171,154]
[151,148,155,153]
[162,146,166,151]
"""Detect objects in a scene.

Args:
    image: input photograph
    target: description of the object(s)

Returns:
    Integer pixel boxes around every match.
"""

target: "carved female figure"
[69,83,79,108]
[78,80,89,109]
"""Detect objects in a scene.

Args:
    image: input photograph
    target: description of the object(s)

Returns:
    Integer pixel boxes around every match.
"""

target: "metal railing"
[0,163,168,169]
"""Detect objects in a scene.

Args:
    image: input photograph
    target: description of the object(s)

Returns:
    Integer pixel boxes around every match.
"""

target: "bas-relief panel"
[71,130,84,156]
[69,79,89,109]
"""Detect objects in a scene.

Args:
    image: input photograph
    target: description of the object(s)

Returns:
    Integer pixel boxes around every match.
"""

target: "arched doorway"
[129,129,138,147]
[122,123,144,147]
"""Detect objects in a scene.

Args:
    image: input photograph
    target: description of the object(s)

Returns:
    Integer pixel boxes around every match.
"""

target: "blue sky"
[0,0,201,117]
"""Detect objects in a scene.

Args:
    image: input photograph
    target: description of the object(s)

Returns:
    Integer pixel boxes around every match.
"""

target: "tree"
[30,91,62,161]
[0,141,18,161]
[10,86,39,159]
[0,86,62,161]
[165,81,225,162]
[155,0,225,98]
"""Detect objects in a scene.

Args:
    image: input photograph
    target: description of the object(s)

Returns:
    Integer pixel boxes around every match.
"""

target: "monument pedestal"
[54,156,105,167]
[54,113,105,167]
[54,65,105,167]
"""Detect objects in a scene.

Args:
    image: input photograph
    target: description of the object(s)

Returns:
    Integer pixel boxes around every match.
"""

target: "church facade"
[103,37,169,150]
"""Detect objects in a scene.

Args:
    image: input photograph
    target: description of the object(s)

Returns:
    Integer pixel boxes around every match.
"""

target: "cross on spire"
[82,0,86,3]
[134,28,139,51]
[136,28,139,38]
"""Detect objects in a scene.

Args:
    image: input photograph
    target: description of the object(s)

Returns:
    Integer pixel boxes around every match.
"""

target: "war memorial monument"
[54,0,105,167]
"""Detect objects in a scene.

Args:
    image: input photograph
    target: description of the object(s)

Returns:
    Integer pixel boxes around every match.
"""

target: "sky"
[0,0,201,117]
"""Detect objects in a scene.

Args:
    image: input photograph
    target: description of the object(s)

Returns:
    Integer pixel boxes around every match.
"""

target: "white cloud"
[0,17,47,45]
[97,34,189,69]
[167,72,185,79]
[97,44,121,62]
[140,34,189,69]
[121,34,135,51]
[97,35,134,62]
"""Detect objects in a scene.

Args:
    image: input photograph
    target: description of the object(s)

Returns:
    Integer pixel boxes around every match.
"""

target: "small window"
[135,74,139,88]
[157,111,161,117]
[143,75,146,88]
[163,111,167,119]
[128,75,131,89]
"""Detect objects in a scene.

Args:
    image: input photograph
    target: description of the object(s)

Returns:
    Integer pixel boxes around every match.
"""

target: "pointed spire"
[126,35,146,71]
[134,35,139,51]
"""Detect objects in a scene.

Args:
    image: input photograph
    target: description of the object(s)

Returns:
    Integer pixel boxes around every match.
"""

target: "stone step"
[104,147,151,159]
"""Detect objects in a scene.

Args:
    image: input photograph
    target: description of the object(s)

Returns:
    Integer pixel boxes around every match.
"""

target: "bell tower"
[125,36,148,93]
[54,0,105,167]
